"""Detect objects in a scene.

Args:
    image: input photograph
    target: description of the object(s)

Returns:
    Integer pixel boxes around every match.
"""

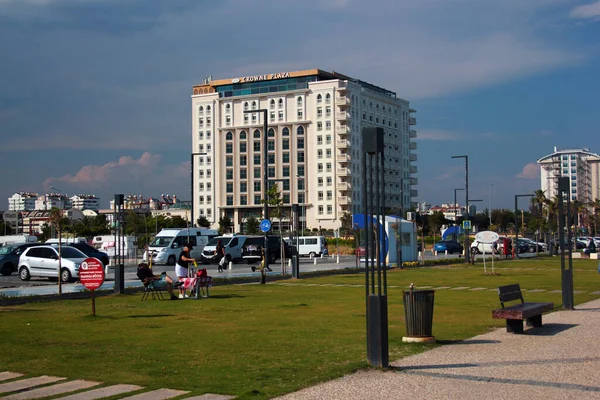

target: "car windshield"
[55,247,87,259]
[150,236,174,247]
[0,245,18,255]
[207,237,230,246]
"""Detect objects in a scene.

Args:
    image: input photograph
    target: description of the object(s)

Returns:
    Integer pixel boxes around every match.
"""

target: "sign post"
[475,231,499,274]
[80,257,106,316]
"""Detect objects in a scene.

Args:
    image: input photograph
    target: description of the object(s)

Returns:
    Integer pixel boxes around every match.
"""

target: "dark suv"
[66,242,110,267]
[0,242,44,276]
[242,235,291,264]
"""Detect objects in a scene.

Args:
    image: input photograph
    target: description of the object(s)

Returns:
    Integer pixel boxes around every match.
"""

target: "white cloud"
[570,1,600,19]
[517,163,541,179]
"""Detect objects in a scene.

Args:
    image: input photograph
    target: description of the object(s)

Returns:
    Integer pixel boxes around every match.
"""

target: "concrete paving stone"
[432,286,451,290]
[120,388,190,399]
[3,380,100,400]
[0,376,65,394]
[183,394,235,400]
[58,384,144,400]
[450,287,470,290]
[0,372,23,382]
[527,289,547,293]
[549,290,563,293]
[415,286,433,289]
[590,291,600,295]
[469,287,488,291]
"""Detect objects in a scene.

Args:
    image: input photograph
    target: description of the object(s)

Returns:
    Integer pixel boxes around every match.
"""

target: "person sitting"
[176,244,197,298]
[136,263,180,300]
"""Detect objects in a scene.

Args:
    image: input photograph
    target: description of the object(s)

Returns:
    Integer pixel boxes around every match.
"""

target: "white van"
[144,228,218,265]
[200,235,247,264]
[46,237,87,244]
[0,235,37,246]
[92,235,138,259]
[295,236,327,257]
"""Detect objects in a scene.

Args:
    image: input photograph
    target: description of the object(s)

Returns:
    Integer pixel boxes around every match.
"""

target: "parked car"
[434,240,463,254]
[66,242,110,271]
[18,245,87,282]
[242,235,291,264]
[470,239,499,255]
[0,242,44,276]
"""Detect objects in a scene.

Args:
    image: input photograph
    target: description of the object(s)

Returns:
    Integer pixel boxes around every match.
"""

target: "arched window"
[369,102,373,109]
[206,105,211,112]
[317,94,322,104]
[254,129,261,138]
[282,127,290,136]
[278,98,284,108]
[376,103,379,109]
[297,126,304,135]
[225,104,231,112]
[268,128,275,137]
[325,93,331,103]
[243,102,249,111]
[252,101,257,110]
[198,106,204,114]
[382,105,386,112]
[297,96,302,107]
[240,130,247,139]
[270,99,275,109]
[226,131,233,140]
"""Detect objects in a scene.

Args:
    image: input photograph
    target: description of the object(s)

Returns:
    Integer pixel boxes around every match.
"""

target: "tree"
[197,216,211,228]
[246,216,260,235]
[340,212,353,237]
[265,183,285,268]
[218,215,232,234]
[49,208,67,295]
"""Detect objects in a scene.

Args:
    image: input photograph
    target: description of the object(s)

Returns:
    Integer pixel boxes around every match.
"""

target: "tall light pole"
[514,194,534,259]
[489,184,494,227]
[296,174,306,236]
[244,109,270,280]
[451,155,469,263]
[454,188,464,240]
[190,152,207,230]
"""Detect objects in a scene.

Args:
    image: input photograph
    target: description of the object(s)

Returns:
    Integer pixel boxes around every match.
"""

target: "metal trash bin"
[402,289,435,343]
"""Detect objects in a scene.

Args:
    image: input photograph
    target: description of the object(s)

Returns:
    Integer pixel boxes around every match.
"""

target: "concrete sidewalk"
[277,298,600,400]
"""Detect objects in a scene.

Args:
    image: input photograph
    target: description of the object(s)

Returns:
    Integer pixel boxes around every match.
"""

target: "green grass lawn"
[1,257,599,399]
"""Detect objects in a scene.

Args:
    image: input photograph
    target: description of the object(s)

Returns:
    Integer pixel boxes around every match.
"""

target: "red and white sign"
[79,257,105,290]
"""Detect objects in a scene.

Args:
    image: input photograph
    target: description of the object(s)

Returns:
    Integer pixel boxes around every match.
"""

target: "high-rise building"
[8,192,38,211]
[538,146,600,203]
[191,69,418,232]
[70,194,100,211]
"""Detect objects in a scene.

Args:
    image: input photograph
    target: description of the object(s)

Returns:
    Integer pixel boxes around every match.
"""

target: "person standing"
[215,239,225,273]
[176,244,196,298]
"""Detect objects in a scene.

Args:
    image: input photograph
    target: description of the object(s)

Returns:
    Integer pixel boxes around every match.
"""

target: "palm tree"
[590,199,600,235]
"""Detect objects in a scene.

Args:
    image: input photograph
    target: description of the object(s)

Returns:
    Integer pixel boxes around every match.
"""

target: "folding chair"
[141,280,165,301]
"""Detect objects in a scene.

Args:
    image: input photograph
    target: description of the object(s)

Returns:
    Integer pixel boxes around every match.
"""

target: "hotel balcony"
[337,167,351,176]
[336,139,351,148]
[336,96,351,107]
[410,142,417,150]
[336,125,351,136]
[336,111,350,121]
[337,181,350,191]
[337,153,350,163]
[410,165,418,174]
[410,153,418,162]
[338,196,351,205]
[409,117,417,125]
[409,129,417,139]
[410,177,418,185]
[410,189,419,198]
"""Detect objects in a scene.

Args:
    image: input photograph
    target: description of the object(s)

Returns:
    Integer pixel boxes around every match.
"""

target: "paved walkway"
[276,297,600,400]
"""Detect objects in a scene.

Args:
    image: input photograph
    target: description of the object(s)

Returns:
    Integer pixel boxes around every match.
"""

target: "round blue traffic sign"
[260,219,272,233]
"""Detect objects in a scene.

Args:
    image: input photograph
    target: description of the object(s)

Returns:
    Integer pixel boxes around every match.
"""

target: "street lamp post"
[454,188,464,241]
[489,184,494,227]
[244,109,270,280]
[451,155,469,263]
[514,194,534,259]
[190,152,207,230]
[296,175,306,237]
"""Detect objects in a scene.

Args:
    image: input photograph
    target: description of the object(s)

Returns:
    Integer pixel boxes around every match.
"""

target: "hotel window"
[283,152,290,163]
[226,183,233,193]
[254,141,261,151]
[207,183,211,191]
[240,169,247,179]
[326,135,331,144]
[317,149,323,159]
[254,129,261,138]
[298,165,305,176]
[327,190,332,200]
[240,195,247,205]
[270,112,275,121]
[268,167,275,178]
[282,139,289,150]
[297,109,303,119]
[254,154,261,164]
[206,105,211,112]
[283,193,290,204]
[363,113,366,120]
[317,122,323,131]
[325,106,331,117]
[268,154,275,164]
[225,103,231,113]
[325,93,331,104]
[207,170,211,178]
[226,169,233,179]
[240,130,247,139]
[297,126,304,135]
[297,96,302,107]
[283,166,290,177]
[199,170,204,178]
[199,183,204,191]
[226,143,233,154]
[278,98,284,108]
[317,135,323,145]
[252,101,257,110]
[326,121,331,130]
[318,191,324,201]
[317,94,322,104]
[297,152,305,163]
[198,106,204,115]
[326,163,332,172]
[326,149,332,158]
[327,205,333,215]
[318,177,323,187]
[206,117,212,127]
[206,156,211,165]
[298,193,305,203]
[244,113,249,123]
[318,205,324,215]
[282,127,289,136]
[199,118,204,126]
[268,140,275,151]
[254,167,260,178]
[252,113,257,123]
[254,195,261,205]
[278,111,284,121]
[240,182,247,193]
[267,128,275,137]
[226,196,233,206]
[207,209,212,217]
[240,142,247,152]
[254,181,261,191]
[297,138,304,149]
[199,196,204,204]
[225,115,231,126]
[226,156,233,167]
[206,132,211,139]
[270,99,275,109]
[317,107,323,118]
[317,163,323,173]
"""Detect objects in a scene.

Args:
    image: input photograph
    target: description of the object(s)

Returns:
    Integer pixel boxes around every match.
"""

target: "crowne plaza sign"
[232,72,291,84]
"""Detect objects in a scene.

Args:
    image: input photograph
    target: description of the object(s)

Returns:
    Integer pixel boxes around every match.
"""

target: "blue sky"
[1,0,599,211]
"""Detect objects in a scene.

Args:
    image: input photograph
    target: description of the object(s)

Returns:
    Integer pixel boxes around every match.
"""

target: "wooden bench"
[491,284,554,334]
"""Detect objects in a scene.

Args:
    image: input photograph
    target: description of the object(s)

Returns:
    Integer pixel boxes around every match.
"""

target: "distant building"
[21,208,84,235]
[34,193,72,210]
[108,194,180,211]
[8,192,38,211]
[70,194,100,211]
[425,203,465,222]
[538,146,600,203]
[416,202,431,213]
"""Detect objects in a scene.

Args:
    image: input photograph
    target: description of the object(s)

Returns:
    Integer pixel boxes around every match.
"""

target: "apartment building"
[191,69,418,232]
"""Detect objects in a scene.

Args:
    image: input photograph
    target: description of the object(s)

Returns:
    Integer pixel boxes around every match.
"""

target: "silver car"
[19,245,87,282]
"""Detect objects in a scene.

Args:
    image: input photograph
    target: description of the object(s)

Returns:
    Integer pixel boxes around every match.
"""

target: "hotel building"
[191,69,418,232]
[538,147,600,203]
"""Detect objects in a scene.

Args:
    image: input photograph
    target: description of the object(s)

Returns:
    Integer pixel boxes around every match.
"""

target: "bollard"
[313,257,317,265]
[288,259,291,268]
[336,254,340,264]
[228,261,233,271]
[434,251,437,257]
[445,250,448,257]
[321,253,324,258]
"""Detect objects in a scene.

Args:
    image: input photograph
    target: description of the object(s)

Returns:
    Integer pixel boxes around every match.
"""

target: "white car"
[19,245,87,282]
[470,239,500,254]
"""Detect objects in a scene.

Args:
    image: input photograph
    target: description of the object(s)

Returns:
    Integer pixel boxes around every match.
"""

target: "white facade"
[34,194,71,210]
[538,147,600,203]
[70,194,100,211]
[191,69,418,232]
[8,192,38,211]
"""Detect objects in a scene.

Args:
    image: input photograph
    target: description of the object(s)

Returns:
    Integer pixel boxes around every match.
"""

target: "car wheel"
[19,266,31,281]
[1,263,13,276]
[309,251,317,258]
[167,255,176,266]
[61,268,72,283]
